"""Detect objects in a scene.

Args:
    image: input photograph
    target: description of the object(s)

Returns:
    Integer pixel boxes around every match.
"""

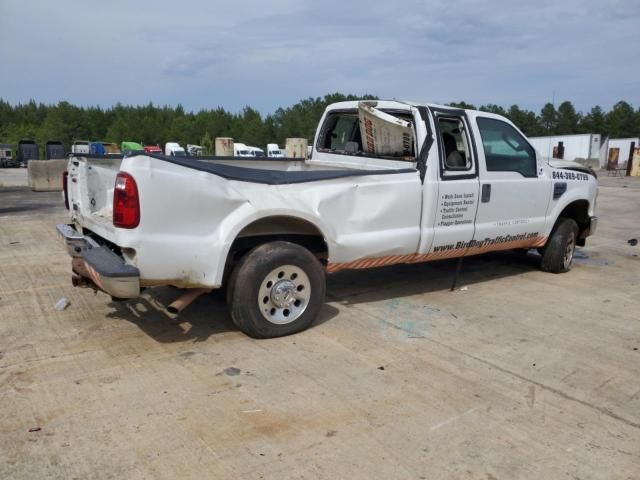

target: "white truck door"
[421,109,480,258]
[471,116,552,251]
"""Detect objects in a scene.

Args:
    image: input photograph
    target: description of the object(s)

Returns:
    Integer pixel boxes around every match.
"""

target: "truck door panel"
[421,110,480,257]
[471,116,552,251]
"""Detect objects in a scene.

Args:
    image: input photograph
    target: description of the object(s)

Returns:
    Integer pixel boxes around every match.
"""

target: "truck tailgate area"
[67,156,123,234]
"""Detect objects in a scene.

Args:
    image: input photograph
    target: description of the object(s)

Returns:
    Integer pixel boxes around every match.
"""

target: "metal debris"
[54,297,70,311]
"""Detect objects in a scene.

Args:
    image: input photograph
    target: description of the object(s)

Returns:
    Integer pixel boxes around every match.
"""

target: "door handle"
[481,184,491,203]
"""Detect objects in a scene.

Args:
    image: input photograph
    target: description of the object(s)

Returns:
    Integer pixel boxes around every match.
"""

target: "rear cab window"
[316,106,417,162]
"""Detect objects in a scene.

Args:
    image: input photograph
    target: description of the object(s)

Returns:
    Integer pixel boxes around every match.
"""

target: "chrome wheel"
[258,265,311,325]
[563,232,576,270]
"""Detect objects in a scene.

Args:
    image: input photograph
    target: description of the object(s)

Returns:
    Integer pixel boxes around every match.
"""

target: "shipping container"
[16,139,39,166]
[45,140,65,159]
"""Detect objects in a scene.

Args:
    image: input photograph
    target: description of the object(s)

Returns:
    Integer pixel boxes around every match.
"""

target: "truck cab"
[233,143,252,157]
[165,142,187,157]
[267,144,284,158]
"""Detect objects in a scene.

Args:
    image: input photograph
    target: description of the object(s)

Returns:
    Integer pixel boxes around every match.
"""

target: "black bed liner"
[140,153,417,185]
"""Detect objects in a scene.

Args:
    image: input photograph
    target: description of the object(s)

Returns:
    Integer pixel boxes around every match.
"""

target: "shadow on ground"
[326,248,552,305]
[106,286,339,343]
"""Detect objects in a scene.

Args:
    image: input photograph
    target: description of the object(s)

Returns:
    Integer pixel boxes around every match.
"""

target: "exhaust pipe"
[167,288,211,314]
[72,274,95,289]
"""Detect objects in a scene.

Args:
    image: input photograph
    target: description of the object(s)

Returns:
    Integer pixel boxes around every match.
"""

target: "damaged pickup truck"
[57,100,598,338]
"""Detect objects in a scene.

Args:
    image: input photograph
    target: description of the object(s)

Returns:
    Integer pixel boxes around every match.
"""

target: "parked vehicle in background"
[267,144,284,158]
[187,144,205,156]
[247,146,265,158]
[0,144,16,167]
[45,140,65,159]
[102,143,121,154]
[233,142,251,157]
[165,142,187,157]
[72,141,90,154]
[121,142,144,154]
[16,140,38,166]
[90,142,105,155]
[57,100,598,339]
[144,145,162,154]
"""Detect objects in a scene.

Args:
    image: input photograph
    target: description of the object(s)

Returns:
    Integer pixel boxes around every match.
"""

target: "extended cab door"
[470,115,552,252]
[421,109,480,258]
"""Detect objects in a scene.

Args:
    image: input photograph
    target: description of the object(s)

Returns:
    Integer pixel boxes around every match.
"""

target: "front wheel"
[540,218,579,273]
[228,241,326,338]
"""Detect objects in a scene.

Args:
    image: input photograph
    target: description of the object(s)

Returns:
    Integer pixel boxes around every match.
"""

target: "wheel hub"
[258,265,311,325]
[271,279,297,308]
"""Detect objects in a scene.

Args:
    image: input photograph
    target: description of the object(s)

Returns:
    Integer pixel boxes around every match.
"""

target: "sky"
[1,0,638,115]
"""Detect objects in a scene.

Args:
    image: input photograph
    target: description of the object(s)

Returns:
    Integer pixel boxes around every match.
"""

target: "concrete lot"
[1,171,639,479]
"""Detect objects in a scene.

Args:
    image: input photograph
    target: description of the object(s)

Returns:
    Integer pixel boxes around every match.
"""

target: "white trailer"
[529,134,602,165]
[606,138,640,169]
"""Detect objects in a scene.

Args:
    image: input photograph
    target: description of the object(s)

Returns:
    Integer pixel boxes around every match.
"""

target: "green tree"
[579,106,606,135]
[606,101,637,137]
[506,105,542,136]
[448,101,476,110]
[539,103,558,135]
[556,101,581,134]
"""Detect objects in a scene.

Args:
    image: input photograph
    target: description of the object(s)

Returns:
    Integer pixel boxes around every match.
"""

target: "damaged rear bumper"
[56,223,140,299]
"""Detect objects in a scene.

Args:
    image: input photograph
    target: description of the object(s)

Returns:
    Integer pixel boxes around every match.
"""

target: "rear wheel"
[228,241,325,338]
[540,218,579,273]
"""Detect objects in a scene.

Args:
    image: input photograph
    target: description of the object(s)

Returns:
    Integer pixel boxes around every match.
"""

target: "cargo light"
[113,172,140,228]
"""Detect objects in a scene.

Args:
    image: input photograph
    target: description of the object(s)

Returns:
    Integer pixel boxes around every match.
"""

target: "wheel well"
[224,216,329,281]
[557,200,590,245]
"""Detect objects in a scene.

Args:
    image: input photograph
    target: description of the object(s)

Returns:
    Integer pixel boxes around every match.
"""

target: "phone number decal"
[552,170,589,181]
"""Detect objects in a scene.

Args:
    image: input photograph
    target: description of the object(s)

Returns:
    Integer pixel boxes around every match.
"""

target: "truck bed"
[144,153,415,185]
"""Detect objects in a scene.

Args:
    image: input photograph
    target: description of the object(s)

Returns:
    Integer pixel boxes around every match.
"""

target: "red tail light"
[113,172,140,228]
[62,171,69,210]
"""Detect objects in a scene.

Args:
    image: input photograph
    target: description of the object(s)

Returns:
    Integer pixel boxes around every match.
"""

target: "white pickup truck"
[57,100,598,338]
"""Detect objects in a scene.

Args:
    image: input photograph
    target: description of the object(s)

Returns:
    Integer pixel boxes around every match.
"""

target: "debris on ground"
[628,238,638,246]
[28,427,41,432]
[223,367,241,376]
[54,297,70,311]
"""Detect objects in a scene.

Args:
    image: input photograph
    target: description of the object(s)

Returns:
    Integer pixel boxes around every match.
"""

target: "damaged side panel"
[116,156,422,287]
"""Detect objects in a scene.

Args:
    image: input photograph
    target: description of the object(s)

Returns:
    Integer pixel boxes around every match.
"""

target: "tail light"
[62,171,69,210]
[113,172,140,228]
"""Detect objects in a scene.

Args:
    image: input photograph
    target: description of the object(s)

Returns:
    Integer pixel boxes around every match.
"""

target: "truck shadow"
[327,249,546,305]
[105,287,339,343]
[105,249,552,343]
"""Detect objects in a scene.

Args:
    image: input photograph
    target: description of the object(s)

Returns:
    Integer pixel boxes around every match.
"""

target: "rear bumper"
[56,223,140,299]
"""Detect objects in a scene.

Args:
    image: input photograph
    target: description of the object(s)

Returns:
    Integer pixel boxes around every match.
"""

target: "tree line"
[1,94,638,155]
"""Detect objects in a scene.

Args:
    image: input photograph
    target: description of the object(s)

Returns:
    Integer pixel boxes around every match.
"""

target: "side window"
[476,117,537,177]
[437,117,472,171]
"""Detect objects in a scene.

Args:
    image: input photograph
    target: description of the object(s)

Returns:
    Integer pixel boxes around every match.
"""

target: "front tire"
[540,218,579,273]
[228,241,326,338]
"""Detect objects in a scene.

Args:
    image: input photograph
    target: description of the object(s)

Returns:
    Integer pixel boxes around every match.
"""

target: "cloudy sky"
[1,0,638,114]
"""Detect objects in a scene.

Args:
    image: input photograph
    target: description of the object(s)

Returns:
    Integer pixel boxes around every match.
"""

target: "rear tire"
[540,218,579,273]
[228,241,325,338]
